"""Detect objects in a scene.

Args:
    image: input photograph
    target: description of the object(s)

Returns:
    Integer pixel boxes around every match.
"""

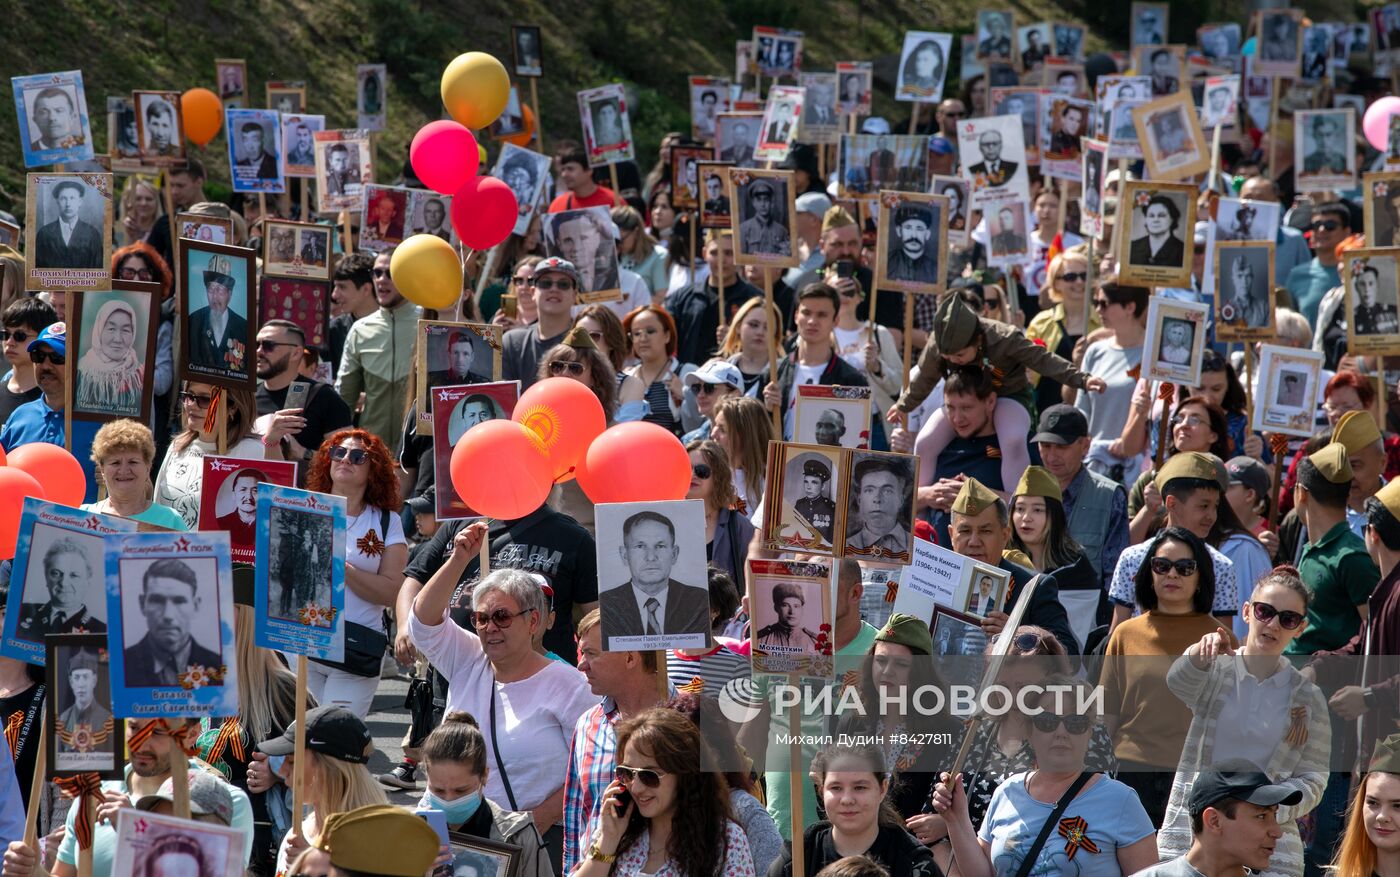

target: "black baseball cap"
[1032,404,1089,445]
[1188,759,1303,818]
[1225,456,1270,500]
[258,705,371,764]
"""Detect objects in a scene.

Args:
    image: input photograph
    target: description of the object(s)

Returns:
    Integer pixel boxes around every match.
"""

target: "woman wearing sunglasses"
[1101,527,1222,827]
[302,428,406,718]
[685,439,754,585]
[582,708,752,877]
[1026,245,1099,420]
[934,676,1158,877]
[154,381,262,529]
[1157,565,1329,877]
[1074,282,1148,478]
[769,743,932,877]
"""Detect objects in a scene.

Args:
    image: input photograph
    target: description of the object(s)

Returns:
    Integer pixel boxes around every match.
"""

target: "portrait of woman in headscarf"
[77,297,143,416]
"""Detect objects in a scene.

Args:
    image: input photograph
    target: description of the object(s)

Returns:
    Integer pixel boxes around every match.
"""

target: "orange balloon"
[576,422,691,504]
[7,443,84,507]
[503,104,537,148]
[0,468,45,561]
[512,377,606,483]
[181,88,224,147]
[450,420,552,520]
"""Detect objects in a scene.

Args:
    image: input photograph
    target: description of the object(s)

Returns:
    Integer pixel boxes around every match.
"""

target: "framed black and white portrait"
[491,143,551,237]
[408,188,458,244]
[1255,9,1304,78]
[512,25,544,78]
[670,145,713,210]
[974,11,1015,63]
[13,71,94,168]
[1254,344,1325,437]
[133,90,185,167]
[728,168,798,267]
[1345,250,1400,356]
[449,832,521,877]
[798,73,840,144]
[263,219,332,280]
[1200,197,1277,296]
[752,26,803,78]
[577,84,635,166]
[875,191,949,295]
[415,320,503,431]
[1143,295,1210,386]
[762,442,845,554]
[986,200,1032,268]
[1080,139,1108,240]
[1016,23,1053,72]
[111,549,228,695]
[699,161,735,229]
[689,76,732,143]
[1295,109,1356,192]
[1133,91,1209,180]
[596,499,709,652]
[1213,241,1276,341]
[265,81,306,116]
[69,282,158,424]
[1301,24,1332,82]
[542,206,622,303]
[313,129,373,214]
[47,634,122,779]
[840,450,917,564]
[896,32,953,102]
[755,86,804,163]
[106,95,141,172]
[958,112,1032,209]
[930,175,970,246]
[1130,2,1168,47]
[1197,24,1242,69]
[714,112,762,168]
[1038,95,1093,180]
[1199,75,1240,129]
[748,559,835,677]
[988,86,1041,164]
[357,64,387,131]
[1117,181,1197,288]
[281,114,326,179]
[1053,22,1087,61]
[1134,45,1186,98]
[1364,173,1400,249]
[24,172,114,291]
[214,59,247,107]
[835,62,873,117]
[794,385,873,450]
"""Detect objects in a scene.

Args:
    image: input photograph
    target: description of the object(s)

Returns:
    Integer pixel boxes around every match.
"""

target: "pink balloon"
[1364,97,1400,151]
[410,121,481,196]
[451,177,519,250]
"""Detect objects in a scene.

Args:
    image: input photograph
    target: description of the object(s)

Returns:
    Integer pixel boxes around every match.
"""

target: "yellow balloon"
[478,143,488,165]
[441,52,511,130]
[390,234,463,310]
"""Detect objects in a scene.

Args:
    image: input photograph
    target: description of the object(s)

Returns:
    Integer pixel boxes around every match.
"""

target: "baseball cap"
[796,191,834,219]
[862,117,891,135]
[685,360,744,391]
[406,490,434,516]
[929,135,955,156]
[531,256,582,289]
[136,769,235,825]
[1188,759,1303,818]
[258,705,371,763]
[1225,456,1270,499]
[1031,404,1089,445]
[27,322,66,357]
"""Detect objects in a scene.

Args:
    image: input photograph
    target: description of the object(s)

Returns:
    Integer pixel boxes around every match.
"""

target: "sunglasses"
[548,360,585,376]
[1031,714,1093,734]
[180,391,214,409]
[1150,557,1198,577]
[533,279,574,291]
[695,382,728,395]
[1310,220,1342,233]
[1013,632,1045,653]
[471,607,532,629]
[4,330,31,344]
[118,267,153,281]
[371,268,391,278]
[511,276,532,286]
[256,339,300,351]
[1250,601,1306,630]
[29,349,64,366]
[329,446,368,465]
[983,297,1001,309]
[838,286,859,297]
[1059,271,1087,282]
[1091,298,1112,310]
[692,463,712,479]
[616,765,669,787]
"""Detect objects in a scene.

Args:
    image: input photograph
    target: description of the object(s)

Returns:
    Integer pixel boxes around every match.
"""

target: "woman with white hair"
[408,527,595,866]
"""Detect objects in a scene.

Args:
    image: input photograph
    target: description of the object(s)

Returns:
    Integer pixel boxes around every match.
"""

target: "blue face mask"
[425,788,483,825]
[267,755,287,776]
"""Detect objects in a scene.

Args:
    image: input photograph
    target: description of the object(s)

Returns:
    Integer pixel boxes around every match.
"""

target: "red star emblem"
[172,536,192,553]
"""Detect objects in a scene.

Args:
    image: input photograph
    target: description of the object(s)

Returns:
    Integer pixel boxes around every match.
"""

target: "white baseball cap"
[685,360,744,391]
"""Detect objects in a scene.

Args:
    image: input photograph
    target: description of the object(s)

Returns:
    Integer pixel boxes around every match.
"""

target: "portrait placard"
[1345,249,1400,356]
[762,442,846,554]
[1095,75,1150,138]
[728,168,799,268]
[596,499,710,652]
[282,114,326,179]
[1143,295,1211,386]
[407,188,458,244]
[835,62,873,117]
[1042,60,1087,97]
[1132,91,1210,180]
[698,161,735,229]
[714,112,762,167]
[1373,5,1400,64]
[488,87,526,140]
[1106,100,1148,161]
[490,144,548,236]
[0,218,18,249]
[755,85,805,163]
[360,184,411,253]
[1253,344,1325,437]
[177,212,232,245]
[753,26,803,78]
[260,277,331,352]
[735,41,755,80]
[133,90,185,168]
[24,172,114,291]
[448,832,522,877]
[416,320,503,431]
[313,129,373,214]
[431,382,520,520]
[541,206,622,303]
[795,386,872,450]
[512,25,544,78]
[46,634,122,779]
[199,457,299,564]
[179,239,257,391]
[68,282,159,424]
[957,115,1031,209]
[1365,173,1400,249]
[838,134,929,200]
[265,81,306,115]
[961,563,1013,620]
[1213,241,1277,341]
[106,96,143,173]
[262,220,332,280]
[689,76,732,143]
[1080,139,1108,239]
[1054,22,1087,61]
[932,607,988,689]
[930,175,970,246]
[1200,76,1240,129]
[1255,9,1304,78]
[1302,25,1332,81]
[357,64,387,131]
[1117,181,1198,288]
[798,73,840,144]
[113,809,246,877]
[670,146,714,211]
[577,83,634,167]
[215,59,247,108]
[988,87,1044,165]
[875,191,948,295]
[747,559,834,678]
[254,484,347,661]
[104,530,237,718]
[959,35,985,83]
[975,11,1016,63]
[1038,95,1093,180]
[840,449,917,564]
[891,537,964,622]
[986,200,1033,268]
[1134,45,1186,98]
[1,499,135,665]
[1198,24,1242,70]
[896,32,953,102]
[13,71,94,168]
[1295,109,1357,192]
[1130,3,1169,47]
[225,108,284,194]
[1018,23,1053,72]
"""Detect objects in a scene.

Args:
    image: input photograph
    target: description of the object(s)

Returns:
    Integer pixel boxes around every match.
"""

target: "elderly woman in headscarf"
[77,298,143,414]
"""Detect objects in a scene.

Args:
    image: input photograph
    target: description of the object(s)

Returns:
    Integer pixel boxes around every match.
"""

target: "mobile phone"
[613,788,633,812]
[834,259,856,279]
[501,294,518,320]
[415,809,451,846]
[285,380,311,411]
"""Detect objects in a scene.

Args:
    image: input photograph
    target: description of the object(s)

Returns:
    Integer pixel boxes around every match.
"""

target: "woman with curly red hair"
[304,428,406,717]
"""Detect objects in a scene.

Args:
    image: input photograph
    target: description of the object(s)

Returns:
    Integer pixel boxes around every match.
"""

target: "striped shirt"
[667,645,750,699]
[563,699,619,877]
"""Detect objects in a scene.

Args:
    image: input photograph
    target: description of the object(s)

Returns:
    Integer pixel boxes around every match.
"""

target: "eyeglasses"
[1310,220,1342,233]
[256,339,300,351]
[1031,714,1093,735]
[548,360,585,376]
[1170,413,1207,429]
[616,765,669,787]
[471,607,533,629]
[1091,298,1112,310]
[118,267,153,281]
[371,268,391,278]
[696,382,729,395]
[942,110,965,118]
[511,276,532,286]
[180,391,214,409]
[329,446,368,465]
[1150,557,1198,577]
[692,463,712,479]
[1250,601,1306,630]
[28,349,64,366]
[983,297,1002,309]
[533,279,575,291]
[4,330,31,344]
[1059,272,1087,283]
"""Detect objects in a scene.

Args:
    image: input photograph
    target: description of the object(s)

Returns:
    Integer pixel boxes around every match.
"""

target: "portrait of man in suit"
[599,511,709,644]
[34,179,103,270]
[237,121,278,180]
[428,330,491,391]
[17,535,106,643]
[215,468,264,551]
[703,172,730,216]
[991,206,1027,256]
[26,86,80,152]
[188,253,249,376]
[720,120,756,167]
[968,130,1019,187]
[413,197,451,241]
[123,558,223,687]
[977,12,1012,61]
[886,202,940,284]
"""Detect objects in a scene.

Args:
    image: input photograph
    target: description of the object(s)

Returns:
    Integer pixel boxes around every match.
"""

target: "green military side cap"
[951,476,1000,516]
[876,613,933,656]
[319,805,440,877]
[1310,442,1353,485]
[1014,465,1062,503]
[1371,732,1400,774]
[562,324,597,351]
[1154,451,1219,492]
[934,292,980,353]
[1376,477,1400,521]
[1333,409,1383,455]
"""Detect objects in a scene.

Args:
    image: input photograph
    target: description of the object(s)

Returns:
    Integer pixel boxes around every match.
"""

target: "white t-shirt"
[783,362,826,438]
[408,608,598,809]
[153,435,266,529]
[343,505,407,629]
[833,326,865,371]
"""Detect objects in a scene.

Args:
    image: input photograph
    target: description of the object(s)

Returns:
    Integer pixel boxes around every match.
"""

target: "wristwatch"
[587,844,617,863]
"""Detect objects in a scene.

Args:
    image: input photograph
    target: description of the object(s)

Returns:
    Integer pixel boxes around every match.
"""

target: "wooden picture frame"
[1116,180,1198,288]
[728,167,800,268]
[415,320,504,432]
[262,219,333,280]
[179,238,258,391]
[1253,344,1325,437]
[68,280,160,424]
[1132,90,1210,181]
[1143,294,1211,386]
[1212,240,1277,342]
[1364,173,1400,249]
[449,832,522,877]
[1344,248,1400,357]
[875,190,949,295]
[24,171,114,292]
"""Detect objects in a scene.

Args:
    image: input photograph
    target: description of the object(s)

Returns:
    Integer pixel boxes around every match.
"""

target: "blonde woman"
[1026,245,1099,416]
[717,297,782,397]
[119,176,161,246]
[710,395,774,517]
[82,420,186,530]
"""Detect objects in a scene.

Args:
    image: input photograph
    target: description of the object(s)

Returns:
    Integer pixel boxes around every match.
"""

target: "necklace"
[639,360,670,386]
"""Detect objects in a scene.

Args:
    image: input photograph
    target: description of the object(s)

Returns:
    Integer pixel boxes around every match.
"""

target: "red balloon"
[7,443,84,507]
[513,378,607,483]
[0,442,7,466]
[410,120,482,196]
[0,468,45,561]
[450,420,552,520]
[451,176,518,250]
[576,422,692,504]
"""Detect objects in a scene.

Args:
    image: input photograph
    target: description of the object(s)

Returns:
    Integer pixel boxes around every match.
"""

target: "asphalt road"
[363,669,421,806]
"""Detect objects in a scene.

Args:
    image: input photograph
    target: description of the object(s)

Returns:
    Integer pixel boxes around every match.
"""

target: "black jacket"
[772,352,869,419]
[1000,557,1080,656]
[666,277,771,367]
[768,823,939,877]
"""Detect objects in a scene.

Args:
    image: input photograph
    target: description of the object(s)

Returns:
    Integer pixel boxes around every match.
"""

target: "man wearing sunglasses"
[0,297,57,424]
[257,321,352,474]
[1283,201,1351,326]
[336,250,422,456]
[502,258,579,391]
[0,322,100,502]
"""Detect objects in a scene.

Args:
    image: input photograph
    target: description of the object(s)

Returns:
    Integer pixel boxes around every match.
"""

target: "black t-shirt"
[398,407,434,501]
[0,681,45,809]
[771,824,938,877]
[328,313,354,380]
[0,382,41,425]
[502,326,568,390]
[255,379,354,457]
[403,507,599,663]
